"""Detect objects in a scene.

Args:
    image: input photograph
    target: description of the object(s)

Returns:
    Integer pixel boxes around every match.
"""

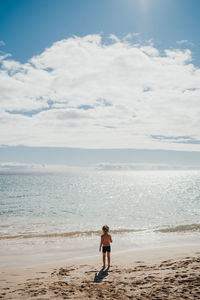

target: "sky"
[0,0,200,170]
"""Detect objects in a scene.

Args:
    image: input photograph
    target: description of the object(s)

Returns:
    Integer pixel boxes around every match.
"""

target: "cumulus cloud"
[0,34,200,150]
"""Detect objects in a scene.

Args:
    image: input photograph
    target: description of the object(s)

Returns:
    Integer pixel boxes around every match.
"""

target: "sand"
[0,245,199,299]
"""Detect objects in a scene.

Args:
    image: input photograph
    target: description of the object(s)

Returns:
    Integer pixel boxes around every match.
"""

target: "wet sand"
[0,245,199,299]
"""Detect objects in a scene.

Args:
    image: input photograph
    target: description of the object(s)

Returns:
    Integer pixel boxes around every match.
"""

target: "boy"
[99,225,112,268]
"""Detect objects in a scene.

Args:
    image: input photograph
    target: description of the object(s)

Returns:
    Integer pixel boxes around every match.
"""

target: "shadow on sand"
[94,267,109,283]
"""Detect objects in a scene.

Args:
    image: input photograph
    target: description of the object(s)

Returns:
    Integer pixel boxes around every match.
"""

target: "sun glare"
[140,0,150,10]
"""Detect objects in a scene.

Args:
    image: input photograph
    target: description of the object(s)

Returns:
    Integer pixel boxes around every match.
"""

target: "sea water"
[0,170,200,267]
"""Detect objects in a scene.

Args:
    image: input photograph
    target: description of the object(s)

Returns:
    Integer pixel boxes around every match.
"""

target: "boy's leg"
[103,252,106,268]
[107,252,111,267]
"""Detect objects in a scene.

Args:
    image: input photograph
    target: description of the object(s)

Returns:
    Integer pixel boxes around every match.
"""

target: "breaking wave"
[155,223,200,233]
[0,228,142,240]
[1,224,200,240]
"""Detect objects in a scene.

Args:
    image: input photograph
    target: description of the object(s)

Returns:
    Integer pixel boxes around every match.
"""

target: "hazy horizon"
[1,145,200,172]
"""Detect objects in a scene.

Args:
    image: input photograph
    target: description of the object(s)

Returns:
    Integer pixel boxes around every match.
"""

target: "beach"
[0,244,200,299]
[0,171,200,298]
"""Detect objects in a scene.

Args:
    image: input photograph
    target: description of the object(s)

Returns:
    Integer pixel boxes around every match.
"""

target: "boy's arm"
[110,235,112,243]
[99,236,103,252]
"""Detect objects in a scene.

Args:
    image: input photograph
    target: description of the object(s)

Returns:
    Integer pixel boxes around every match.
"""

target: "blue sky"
[1,0,200,64]
[0,0,200,169]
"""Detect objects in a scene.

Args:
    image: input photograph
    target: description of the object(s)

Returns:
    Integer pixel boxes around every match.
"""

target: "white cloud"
[0,162,89,173]
[176,40,194,46]
[0,34,200,150]
[1,162,199,173]
[0,162,45,172]
[109,34,120,42]
[95,163,200,171]
[123,33,140,41]
[0,40,5,46]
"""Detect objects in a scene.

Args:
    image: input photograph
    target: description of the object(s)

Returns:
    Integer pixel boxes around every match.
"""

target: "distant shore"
[0,244,199,299]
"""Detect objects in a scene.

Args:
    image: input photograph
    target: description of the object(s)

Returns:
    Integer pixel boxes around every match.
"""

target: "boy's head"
[102,225,109,233]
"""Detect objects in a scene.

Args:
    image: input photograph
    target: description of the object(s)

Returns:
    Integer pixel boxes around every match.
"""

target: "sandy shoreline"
[0,244,200,299]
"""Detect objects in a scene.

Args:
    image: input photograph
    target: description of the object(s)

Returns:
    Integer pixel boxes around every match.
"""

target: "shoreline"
[1,229,200,269]
[1,243,200,271]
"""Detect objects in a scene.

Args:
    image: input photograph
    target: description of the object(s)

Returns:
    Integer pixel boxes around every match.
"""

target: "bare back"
[101,233,112,246]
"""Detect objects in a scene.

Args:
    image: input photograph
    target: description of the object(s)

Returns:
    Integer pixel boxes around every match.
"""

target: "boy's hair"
[102,225,109,233]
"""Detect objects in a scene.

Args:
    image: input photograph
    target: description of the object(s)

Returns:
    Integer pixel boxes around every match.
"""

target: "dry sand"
[0,245,199,299]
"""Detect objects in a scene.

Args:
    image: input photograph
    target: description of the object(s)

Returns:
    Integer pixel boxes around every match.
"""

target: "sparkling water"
[0,170,200,267]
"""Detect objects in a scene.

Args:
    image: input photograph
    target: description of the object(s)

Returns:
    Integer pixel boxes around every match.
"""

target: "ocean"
[0,170,200,267]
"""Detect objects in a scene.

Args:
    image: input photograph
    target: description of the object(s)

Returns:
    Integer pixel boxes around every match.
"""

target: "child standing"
[99,225,112,268]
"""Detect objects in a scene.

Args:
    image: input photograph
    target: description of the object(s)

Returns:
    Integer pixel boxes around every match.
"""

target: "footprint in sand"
[38,271,47,273]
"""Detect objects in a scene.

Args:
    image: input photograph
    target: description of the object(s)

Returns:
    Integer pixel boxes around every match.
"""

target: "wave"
[1,224,199,240]
[0,228,141,240]
[155,223,200,233]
